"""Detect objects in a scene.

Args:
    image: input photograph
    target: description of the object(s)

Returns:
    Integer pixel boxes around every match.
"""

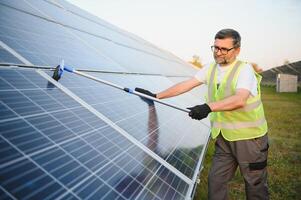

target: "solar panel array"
[0,1,210,199]
[261,60,301,86]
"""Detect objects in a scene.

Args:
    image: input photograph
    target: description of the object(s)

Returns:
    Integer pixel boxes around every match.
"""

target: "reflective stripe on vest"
[235,99,261,112]
[207,60,268,141]
[211,117,266,129]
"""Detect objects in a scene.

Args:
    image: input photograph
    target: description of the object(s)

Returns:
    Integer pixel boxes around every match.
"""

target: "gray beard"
[215,57,228,65]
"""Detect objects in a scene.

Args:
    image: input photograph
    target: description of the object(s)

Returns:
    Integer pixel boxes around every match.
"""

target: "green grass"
[194,86,301,200]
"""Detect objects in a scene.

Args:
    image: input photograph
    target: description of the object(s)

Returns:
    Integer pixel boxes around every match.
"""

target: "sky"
[67,0,301,70]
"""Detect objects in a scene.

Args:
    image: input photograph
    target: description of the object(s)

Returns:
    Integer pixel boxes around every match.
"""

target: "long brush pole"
[54,61,190,113]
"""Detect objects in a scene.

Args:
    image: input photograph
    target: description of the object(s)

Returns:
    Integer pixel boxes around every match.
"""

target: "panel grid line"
[0,185,17,200]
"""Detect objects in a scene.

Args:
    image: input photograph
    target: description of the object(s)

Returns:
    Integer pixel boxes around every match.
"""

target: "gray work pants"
[208,134,269,200]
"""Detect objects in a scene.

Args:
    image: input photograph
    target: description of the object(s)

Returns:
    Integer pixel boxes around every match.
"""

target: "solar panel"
[0,0,196,76]
[0,68,194,200]
[44,71,209,178]
[0,0,211,199]
[0,1,122,70]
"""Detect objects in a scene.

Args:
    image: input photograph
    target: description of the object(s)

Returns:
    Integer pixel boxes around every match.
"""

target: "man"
[135,29,269,200]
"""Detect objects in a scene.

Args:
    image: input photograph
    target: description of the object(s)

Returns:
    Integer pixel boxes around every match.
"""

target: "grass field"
[194,86,301,200]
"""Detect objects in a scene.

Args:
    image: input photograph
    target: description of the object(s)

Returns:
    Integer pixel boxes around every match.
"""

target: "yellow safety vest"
[206,60,268,141]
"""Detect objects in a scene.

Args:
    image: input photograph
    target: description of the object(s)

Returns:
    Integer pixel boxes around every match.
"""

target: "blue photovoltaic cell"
[0,77,13,90]
[0,101,17,120]
[0,46,22,64]
[0,157,75,200]
[0,119,54,154]
[0,90,45,116]
[0,187,14,200]
[0,68,191,200]
[0,68,38,89]
[0,136,22,166]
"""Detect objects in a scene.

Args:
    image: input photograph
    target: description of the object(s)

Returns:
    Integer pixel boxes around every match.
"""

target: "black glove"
[135,88,156,98]
[187,104,212,120]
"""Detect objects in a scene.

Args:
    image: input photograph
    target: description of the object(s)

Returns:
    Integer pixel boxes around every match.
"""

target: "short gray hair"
[215,29,241,47]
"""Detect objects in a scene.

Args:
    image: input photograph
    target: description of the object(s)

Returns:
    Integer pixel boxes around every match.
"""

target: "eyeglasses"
[211,46,235,55]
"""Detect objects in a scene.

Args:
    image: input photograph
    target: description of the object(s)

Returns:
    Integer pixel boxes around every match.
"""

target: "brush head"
[52,65,63,81]
[52,60,64,81]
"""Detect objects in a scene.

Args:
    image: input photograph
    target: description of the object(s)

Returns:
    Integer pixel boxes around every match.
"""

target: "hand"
[135,88,156,98]
[187,104,212,120]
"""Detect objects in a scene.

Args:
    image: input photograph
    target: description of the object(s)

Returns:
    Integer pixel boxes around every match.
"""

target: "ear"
[235,47,241,55]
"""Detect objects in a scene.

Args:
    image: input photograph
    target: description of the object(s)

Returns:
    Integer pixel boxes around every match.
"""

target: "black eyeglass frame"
[211,46,236,55]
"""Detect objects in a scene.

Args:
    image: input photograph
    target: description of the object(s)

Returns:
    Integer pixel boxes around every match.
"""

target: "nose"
[215,49,223,56]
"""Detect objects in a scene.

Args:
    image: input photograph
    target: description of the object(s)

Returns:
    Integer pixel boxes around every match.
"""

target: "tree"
[283,59,290,65]
[250,62,263,73]
[189,55,203,68]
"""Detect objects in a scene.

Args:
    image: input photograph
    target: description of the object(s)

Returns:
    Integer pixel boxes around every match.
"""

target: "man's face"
[213,38,240,65]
